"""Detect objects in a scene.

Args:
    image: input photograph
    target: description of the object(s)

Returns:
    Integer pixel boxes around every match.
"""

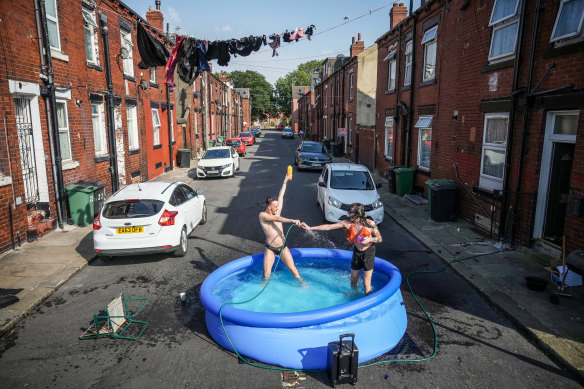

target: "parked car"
[317,163,384,224]
[277,124,285,131]
[93,182,207,258]
[250,127,261,137]
[196,146,240,179]
[239,131,255,146]
[282,127,295,139]
[295,141,332,170]
[226,137,246,156]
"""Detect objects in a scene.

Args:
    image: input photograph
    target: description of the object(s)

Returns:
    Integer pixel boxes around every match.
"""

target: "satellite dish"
[119,47,130,59]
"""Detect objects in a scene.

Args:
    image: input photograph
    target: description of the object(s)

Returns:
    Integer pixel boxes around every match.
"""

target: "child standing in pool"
[302,203,382,295]
[259,175,305,285]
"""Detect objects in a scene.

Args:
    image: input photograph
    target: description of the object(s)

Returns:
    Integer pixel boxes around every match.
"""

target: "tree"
[228,70,275,121]
[274,60,322,116]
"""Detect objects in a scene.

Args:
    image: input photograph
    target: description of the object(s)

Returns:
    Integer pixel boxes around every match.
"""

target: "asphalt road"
[0,131,579,388]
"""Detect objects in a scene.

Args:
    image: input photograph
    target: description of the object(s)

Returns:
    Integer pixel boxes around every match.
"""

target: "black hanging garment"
[282,30,292,43]
[305,25,316,40]
[137,23,170,69]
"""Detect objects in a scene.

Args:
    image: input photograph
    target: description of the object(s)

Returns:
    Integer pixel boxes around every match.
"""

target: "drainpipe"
[166,86,173,170]
[499,0,528,240]
[395,26,403,163]
[37,0,65,229]
[202,73,208,150]
[404,10,417,167]
[98,13,119,192]
[510,0,542,243]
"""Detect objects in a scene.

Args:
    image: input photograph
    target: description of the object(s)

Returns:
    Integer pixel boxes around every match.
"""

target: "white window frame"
[82,7,99,65]
[150,67,156,84]
[488,0,520,61]
[44,0,61,51]
[127,105,139,150]
[404,40,413,86]
[56,100,72,161]
[479,113,509,191]
[349,71,354,100]
[415,115,433,171]
[422,26,438,81]
[170,108,175,142]
[348,117,352,145]
[384,117,394,160]
[388,59,397,91]
[550,0,584,42]
[120,28,134,77]
[152,108,161,145]
[91,102,107,155]
[325,85,328,107]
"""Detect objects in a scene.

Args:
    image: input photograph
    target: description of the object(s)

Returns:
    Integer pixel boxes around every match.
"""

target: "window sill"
[150,82,159,89]
[86,62,102,71]
[123,74,136,82]
[94,155,109,163]
[129,148,140,155]
[62,160,79,171]
[384,156,393,162]
[171,141,176,145]
[473,185,503,199]
[0,175,12,187]
[401,85,411,91]
[544,39,584,58]
[419,78,436,88]
[385,89,396,95]
[153,144,162,150]
[416,167,431,175]
[482,58,514,72]
[50,48,69,62]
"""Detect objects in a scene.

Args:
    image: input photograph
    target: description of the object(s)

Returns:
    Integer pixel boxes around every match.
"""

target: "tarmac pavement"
[0,154,582,383]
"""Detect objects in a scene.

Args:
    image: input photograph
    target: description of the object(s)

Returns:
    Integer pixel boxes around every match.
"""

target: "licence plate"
[116,226,144,234]
[208,170,219,174]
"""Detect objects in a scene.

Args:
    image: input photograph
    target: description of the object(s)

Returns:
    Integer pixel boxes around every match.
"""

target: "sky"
[123,0,421,86]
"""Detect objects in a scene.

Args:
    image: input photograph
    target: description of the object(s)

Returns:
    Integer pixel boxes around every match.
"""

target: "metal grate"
[14,98,39,204]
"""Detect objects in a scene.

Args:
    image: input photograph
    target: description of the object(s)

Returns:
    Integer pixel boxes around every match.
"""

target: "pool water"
[211,258,390,313]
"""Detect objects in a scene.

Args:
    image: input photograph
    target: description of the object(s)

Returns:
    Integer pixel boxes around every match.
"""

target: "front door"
[543,143,574,244]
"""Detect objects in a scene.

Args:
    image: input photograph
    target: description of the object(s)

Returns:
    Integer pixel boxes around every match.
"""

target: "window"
[83,7,99,64]
[550,0,584,42]
[44,0,61,50]
[152,108,161,145]
[348,117,352,145]
[415,116,433,170]
[404,40,413,86]
[127,106,139,150]
[56,101,72,161]
[384,117,394,160]
[169,109,174,142]
[91,102,107,155]
[479,113,509,191]
[120,28,134,77]
[422,26,438,81]
[150,67,156,84]
[349,72,354,100]
[388,59,397,91]
[488,0,520,60]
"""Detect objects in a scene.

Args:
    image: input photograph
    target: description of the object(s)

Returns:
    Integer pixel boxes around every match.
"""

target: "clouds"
[166,7,181,23]
[215,25,233,32]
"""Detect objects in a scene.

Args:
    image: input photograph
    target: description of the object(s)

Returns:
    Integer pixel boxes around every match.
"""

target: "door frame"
[533,110,579,239]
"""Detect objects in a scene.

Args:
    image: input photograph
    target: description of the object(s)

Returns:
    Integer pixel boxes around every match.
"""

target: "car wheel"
[200,202,207,225]
[174,227,188,257]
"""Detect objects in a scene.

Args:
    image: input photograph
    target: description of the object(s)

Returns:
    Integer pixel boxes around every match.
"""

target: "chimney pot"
[358,32,362,41]
[155,0,161,10]
[352,36,355,44]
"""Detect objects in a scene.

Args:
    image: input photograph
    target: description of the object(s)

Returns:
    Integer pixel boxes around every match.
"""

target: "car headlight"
[220,164,231,169]
[298,156,307,162]
[327,196,342,209]
[371,198,383,209]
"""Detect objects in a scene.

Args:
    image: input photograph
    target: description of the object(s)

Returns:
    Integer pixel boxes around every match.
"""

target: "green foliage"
[228,70,275,121]
[273,60,323,116]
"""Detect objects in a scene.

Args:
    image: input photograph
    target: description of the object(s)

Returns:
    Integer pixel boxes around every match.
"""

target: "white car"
[93,182,207,258]
[196,146,240,178]
[317,163,384,224]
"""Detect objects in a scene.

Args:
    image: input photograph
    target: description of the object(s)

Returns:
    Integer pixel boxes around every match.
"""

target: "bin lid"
[430,182,457,190]
[65,184,96,193]
[394,167,416,173]
[425,178,455,186]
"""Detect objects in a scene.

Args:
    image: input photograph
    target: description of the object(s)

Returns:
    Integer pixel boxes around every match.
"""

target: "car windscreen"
[301,143,325,153]
[226,140,241,147]
[330,171,374,190]
[203,149,230,159]
[240,132,251,137]
[102,200,164,219]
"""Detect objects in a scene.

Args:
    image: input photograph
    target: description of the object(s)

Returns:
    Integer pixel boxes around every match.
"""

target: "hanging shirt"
[165,35,185,88]
[268,34,281,57]
[137,23,170,69]
[305,25,316,40]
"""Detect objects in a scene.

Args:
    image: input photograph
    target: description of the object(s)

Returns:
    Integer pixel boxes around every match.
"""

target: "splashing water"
[211,258,389,313]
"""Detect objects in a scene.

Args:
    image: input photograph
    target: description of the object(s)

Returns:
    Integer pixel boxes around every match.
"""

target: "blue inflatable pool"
[200,248,407,369]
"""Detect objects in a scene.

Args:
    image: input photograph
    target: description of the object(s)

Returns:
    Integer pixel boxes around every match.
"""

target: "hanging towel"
[296,28,305,41]
[165,35,185,88]
[137,23,170,69]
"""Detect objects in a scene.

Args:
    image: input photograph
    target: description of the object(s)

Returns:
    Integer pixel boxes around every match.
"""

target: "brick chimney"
[146,0,164,33]
[350,33,365,57]
[219,71,227,83]
[390,3,408,29]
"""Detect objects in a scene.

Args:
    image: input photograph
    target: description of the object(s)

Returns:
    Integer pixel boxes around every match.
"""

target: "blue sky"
[124,0,421,85]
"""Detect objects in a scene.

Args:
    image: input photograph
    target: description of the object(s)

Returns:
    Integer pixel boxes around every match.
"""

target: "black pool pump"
[327,333,358,387]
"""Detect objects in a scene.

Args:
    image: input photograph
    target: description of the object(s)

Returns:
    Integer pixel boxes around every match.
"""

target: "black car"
[250,127,261,137]
[295,141,332,170]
